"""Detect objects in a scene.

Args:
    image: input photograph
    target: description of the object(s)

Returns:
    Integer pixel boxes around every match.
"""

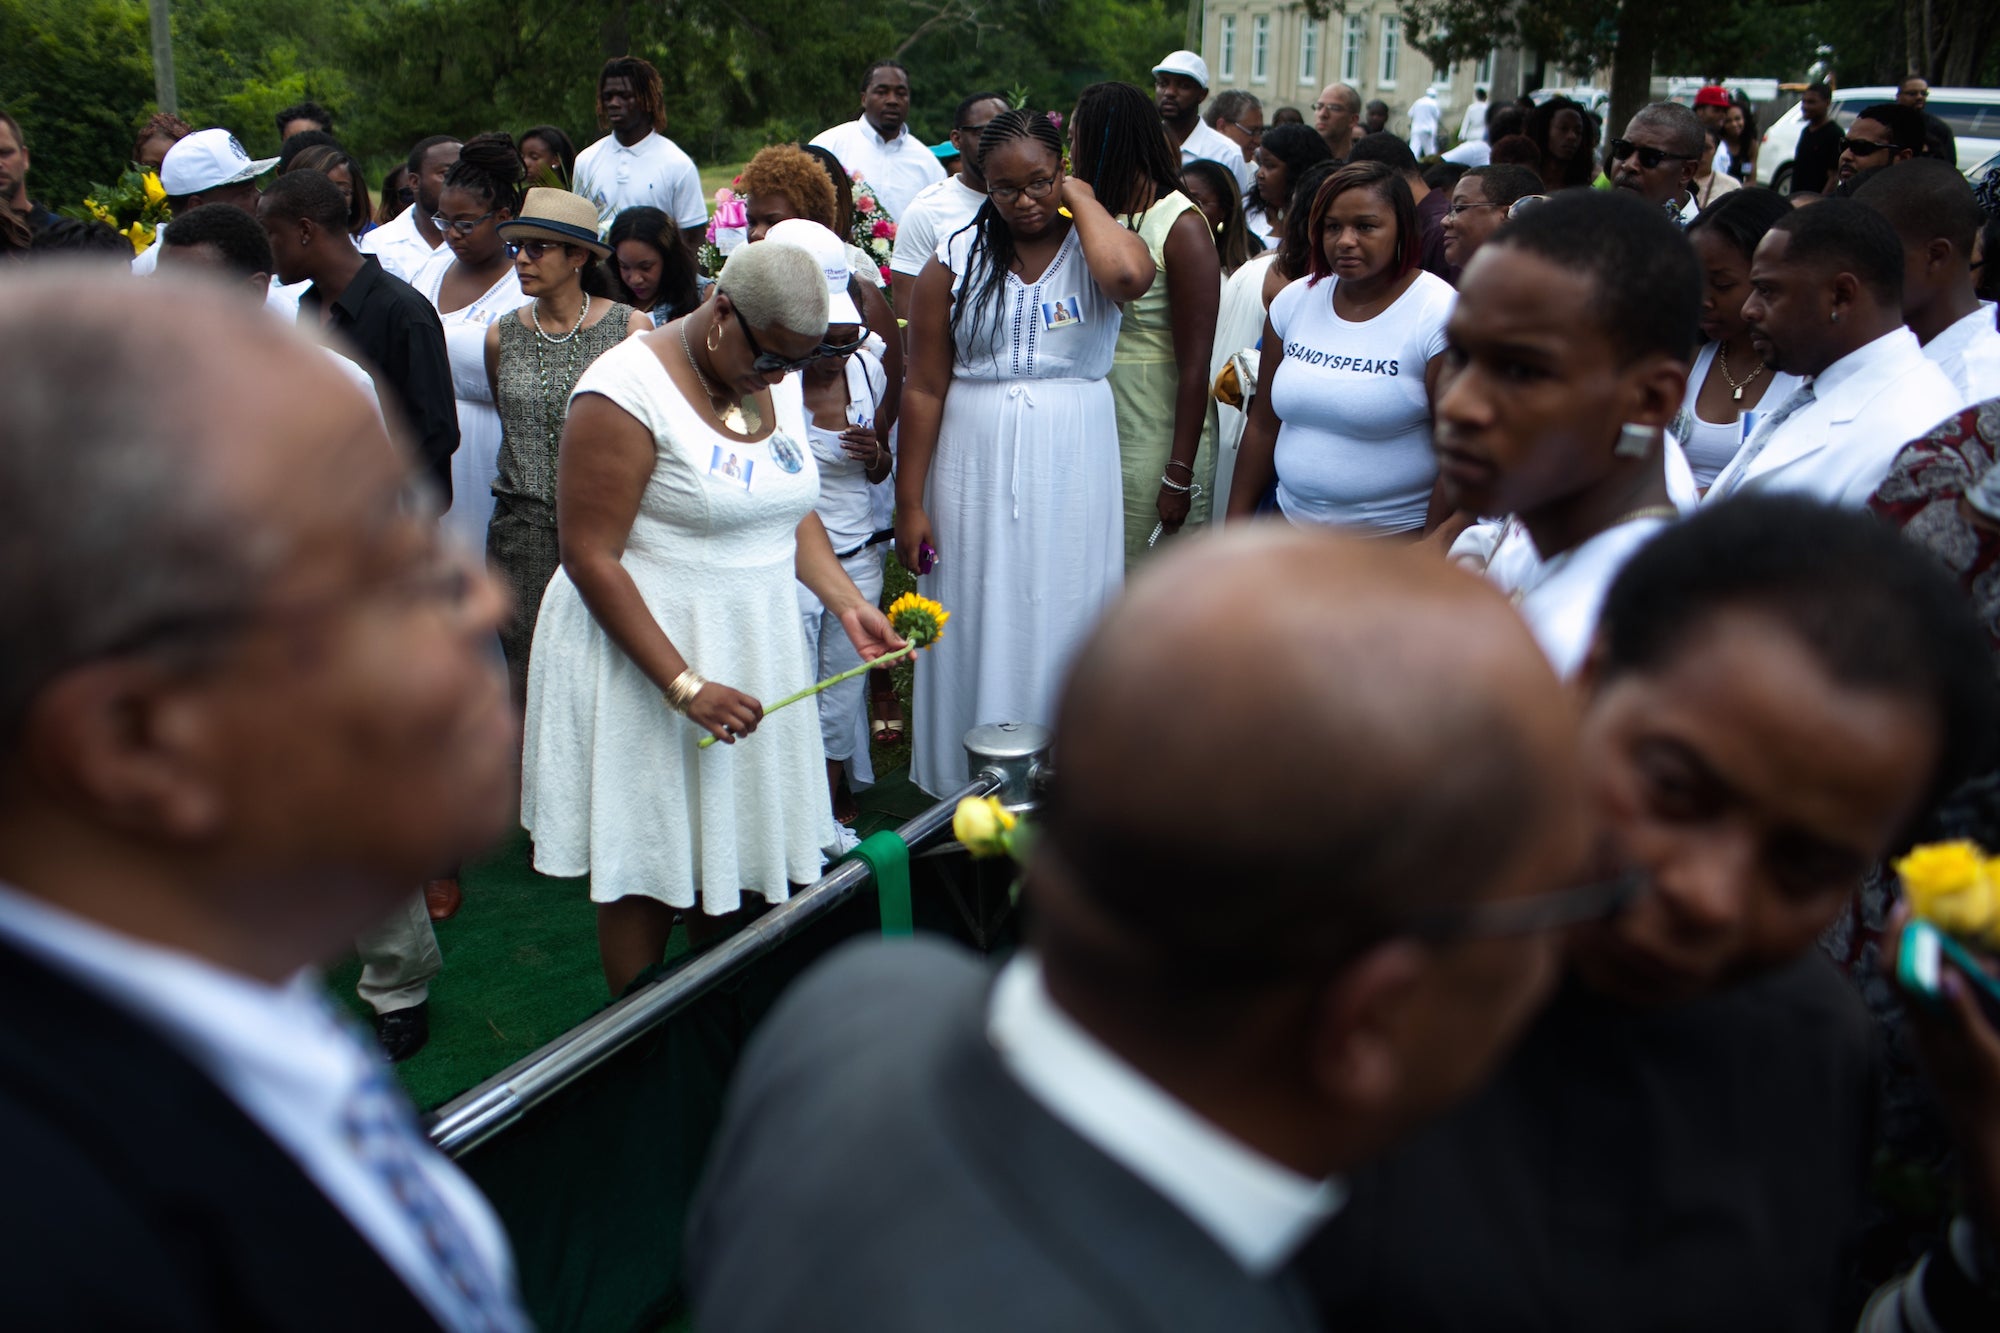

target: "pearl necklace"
[531,291,590,344]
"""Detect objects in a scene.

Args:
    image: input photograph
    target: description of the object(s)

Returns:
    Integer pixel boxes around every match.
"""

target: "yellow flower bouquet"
[697,593,949,749]
[62,169,171,254]
[1894,840,2000,949]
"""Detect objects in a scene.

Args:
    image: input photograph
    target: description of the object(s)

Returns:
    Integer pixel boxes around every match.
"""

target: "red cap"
[1694,86,1731,108]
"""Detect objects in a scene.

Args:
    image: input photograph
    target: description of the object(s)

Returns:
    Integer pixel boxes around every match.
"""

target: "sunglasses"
[1609,139,1696,171]
[507,239,570,261]
[815,333,868,361]
[1843,137,1899,157]
[732,306,822,375]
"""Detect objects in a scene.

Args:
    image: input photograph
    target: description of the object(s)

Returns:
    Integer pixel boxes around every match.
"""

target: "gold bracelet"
[664,669,707,714]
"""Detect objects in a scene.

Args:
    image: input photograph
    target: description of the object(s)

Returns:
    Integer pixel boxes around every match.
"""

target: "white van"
[1757,86,2000,190]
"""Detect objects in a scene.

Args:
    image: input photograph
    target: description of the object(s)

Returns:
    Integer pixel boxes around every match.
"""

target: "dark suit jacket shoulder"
[687,938,1321,1333]
[0,935,443,1331]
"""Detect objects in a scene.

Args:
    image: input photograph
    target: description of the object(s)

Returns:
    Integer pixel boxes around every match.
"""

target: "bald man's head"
[1037,525,1582,988]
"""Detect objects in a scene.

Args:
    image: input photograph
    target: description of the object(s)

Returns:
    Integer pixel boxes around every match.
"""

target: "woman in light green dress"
[1072,81,1223,569]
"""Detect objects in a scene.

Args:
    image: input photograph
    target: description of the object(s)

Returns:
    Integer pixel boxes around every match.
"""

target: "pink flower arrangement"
[856,194,876,215]
[871,218,894,239]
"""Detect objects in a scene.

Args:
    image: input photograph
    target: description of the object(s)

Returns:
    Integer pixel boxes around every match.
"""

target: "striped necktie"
[1708,380,1816,500]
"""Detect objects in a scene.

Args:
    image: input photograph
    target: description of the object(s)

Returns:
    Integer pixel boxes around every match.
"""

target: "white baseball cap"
[763,219,863,325]
[160,128,280,197]
[1153,50,1211,90]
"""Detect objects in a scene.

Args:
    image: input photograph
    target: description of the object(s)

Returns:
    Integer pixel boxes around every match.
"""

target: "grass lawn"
[697,159,749,201]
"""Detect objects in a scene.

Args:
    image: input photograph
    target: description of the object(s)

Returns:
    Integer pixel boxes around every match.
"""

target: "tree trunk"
[600,0,632,60]
[1607,3,1655,146]
[1185,0,1202,54]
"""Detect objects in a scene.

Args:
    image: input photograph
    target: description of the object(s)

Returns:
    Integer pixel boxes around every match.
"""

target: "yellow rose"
[142,171,167,207]
[1896,841,2000,939]
[121,221,154,254]
[952,795,1017,858]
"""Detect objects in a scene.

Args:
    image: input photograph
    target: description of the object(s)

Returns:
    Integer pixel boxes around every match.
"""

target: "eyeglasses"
[1409,868,1644,943]
[732,306,822,375]
[955,121,995,136]
[1446,200,1506,218]
[1224,118,1265,140]
[431,211,496,237]
[1609,139,1696,170]
[507,239,565,261]
[1312,101,1355,115]
[988,175,1060,206]
[1843,137,1899,157]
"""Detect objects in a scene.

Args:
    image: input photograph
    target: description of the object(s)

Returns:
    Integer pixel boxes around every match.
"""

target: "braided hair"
[598,56,666,134]
[948,109,1066,357]
[1069,81,1181,221]
[442,131,526,217]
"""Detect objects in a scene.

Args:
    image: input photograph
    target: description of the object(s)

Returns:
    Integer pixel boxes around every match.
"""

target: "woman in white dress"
[1672,188,1801,491]
[416,133,526,554]
[522,239,903,996]
[894,109,1156,798]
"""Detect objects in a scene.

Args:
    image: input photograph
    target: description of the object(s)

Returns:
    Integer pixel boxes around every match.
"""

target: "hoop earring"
[706,318,722,353]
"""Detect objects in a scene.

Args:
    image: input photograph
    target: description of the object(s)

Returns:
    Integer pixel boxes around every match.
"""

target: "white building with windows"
[1204,1,1539,147]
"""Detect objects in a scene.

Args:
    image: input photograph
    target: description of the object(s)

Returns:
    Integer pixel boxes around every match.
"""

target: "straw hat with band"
[497,187,612,259]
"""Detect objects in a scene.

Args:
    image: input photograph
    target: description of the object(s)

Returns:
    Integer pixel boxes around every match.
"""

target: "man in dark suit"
[687,525,1619,1331]
[0,269,526,1330]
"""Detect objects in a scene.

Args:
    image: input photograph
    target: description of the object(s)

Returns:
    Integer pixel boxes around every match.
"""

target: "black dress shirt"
[299,254,459,504]
[1792,119,1846,195]
[1301,953,1881,1333]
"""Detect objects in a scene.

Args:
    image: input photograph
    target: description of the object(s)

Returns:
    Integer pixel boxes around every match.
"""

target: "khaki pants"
[354,892,441,1016]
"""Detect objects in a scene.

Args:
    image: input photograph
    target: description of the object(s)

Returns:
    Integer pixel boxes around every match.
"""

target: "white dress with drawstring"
[910,224,1125,797]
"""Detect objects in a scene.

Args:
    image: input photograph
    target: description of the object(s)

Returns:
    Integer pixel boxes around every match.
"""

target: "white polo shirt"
[1181,116,1258,195]
[810,116,945,223]
[573,130,708,234]
[890,174,986,277]
[358,205,443,284]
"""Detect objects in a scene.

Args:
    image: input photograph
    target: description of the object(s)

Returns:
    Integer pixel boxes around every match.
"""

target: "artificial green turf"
[326,758,932,1112]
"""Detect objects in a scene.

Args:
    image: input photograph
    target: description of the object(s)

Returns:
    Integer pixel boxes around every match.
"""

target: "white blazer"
[1705,327,1966,508]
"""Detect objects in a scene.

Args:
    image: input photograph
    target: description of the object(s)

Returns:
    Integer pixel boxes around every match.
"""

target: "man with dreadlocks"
[573,56,708,249]
[891,108,1156,799]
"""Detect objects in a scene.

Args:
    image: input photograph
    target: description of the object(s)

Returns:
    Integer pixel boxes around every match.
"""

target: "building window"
[1475,47,1495,86]
[1219,16,1236,82]
[1299,19,1320,85]
[1379,14,1401,88]
[1251,14,1270,83]
[1342,15,1365,83]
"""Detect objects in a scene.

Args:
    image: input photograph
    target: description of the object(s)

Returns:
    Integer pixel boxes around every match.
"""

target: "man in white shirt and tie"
[1707,198,1964,505]
[1854,160,2000,403]
[811,60,946,224]
[573,56,709,248]
[1154,50,1258,196]
[0,269,528,1331]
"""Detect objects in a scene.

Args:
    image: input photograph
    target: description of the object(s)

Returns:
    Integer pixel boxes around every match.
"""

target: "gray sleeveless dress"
[486,302,633,701]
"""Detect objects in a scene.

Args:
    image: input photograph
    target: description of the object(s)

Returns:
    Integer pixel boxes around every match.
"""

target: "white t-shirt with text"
[1266,270,1455,533]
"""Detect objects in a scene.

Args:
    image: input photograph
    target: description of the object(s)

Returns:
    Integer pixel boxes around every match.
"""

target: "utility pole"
[149,0,178,114]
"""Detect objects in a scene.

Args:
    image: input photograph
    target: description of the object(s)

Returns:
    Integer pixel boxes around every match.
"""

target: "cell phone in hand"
[1896,918,2000,1029]
[916,540,937,575]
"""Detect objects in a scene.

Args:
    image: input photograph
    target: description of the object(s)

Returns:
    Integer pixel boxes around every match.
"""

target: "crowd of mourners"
[5,43,2000,1333]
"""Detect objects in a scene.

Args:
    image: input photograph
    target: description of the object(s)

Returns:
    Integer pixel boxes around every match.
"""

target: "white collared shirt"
[358,205,444,283]
[0,883,521,1332]
[890,174,986,278]
[811,116,945,223]
[1923,303,2000,403]
[573,130,708,234]
[1182,116,1258,195]
[1704,326,1966,506]
[986,954,1345,1276]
